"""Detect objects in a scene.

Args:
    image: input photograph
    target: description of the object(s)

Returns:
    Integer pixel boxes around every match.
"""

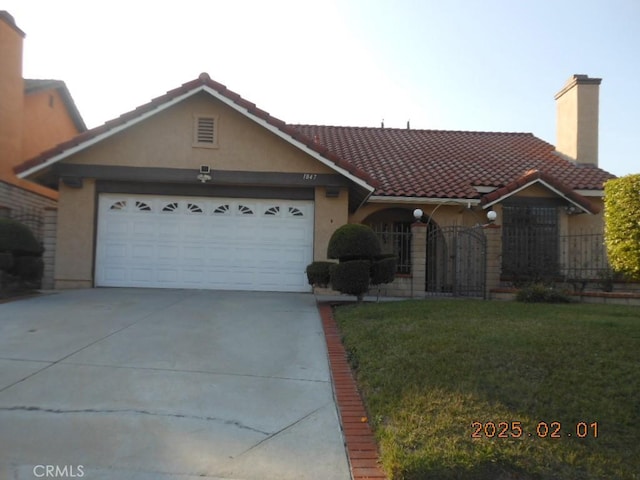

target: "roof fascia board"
[482,179,592,214]
[199,86,374,193]
[368,195,480,205]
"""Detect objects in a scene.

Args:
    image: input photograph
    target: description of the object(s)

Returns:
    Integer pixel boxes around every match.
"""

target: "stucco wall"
[22,88,80,161]
[65,92,335,176]
[313,187,349,260]
[54,180,96,289]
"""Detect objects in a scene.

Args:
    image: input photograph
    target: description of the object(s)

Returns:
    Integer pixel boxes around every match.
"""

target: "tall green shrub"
[327,224,381,260]
[0,218,43,255]
[604,174,640,280]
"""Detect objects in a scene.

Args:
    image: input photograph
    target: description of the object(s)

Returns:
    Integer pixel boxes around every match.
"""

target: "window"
[135,201,152,212]
[238,205,254,215]
[187,203,203,214]
[288,207,304,217]
[162,202,179,213]
[264,206,280,216]
[213,204,230,215]
[502,203,559,281]
[193,115,218,148]
[109,200,127,211]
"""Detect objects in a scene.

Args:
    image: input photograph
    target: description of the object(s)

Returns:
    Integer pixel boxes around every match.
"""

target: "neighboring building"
[0,11,86,287]
[15,72,614,297]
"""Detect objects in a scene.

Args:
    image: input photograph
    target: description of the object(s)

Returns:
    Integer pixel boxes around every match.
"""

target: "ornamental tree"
[604,174,640,280]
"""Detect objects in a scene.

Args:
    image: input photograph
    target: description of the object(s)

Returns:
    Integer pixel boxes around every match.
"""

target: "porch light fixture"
[413,208,424,221]
[487,210,497,223]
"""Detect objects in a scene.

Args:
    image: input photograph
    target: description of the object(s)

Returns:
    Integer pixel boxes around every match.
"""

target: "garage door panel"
[96,194,313,292]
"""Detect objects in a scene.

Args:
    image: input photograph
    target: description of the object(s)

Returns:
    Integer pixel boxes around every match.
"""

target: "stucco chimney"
[0,11,25,174]
[554,74,602,167]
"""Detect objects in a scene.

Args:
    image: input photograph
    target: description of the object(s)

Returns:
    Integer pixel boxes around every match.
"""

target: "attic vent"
[193,115,218,148]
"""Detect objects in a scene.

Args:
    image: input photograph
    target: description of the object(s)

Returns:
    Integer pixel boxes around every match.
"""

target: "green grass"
[334,299,640,480]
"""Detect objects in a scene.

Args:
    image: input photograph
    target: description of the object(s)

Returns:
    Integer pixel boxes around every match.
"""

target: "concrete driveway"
[0,289,350,480]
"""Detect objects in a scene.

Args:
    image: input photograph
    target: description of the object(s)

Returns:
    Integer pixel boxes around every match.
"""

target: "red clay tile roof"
[16,74,615,205]
[291,125,615,199]
[15,73,377,189]
[481,169,600,213]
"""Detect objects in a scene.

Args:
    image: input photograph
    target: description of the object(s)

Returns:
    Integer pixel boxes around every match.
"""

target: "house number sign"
[302,174,317,180]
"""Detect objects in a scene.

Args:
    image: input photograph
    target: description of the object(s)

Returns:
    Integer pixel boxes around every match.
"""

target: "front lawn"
[334,300,640,480]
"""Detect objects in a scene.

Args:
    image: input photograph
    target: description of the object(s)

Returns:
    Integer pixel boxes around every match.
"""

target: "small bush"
[330,260,371,301]
[0,252,14,271]
[0,217,43,255]
[516,283,571,303]
[371,254,397,286]
[305,261,334,287]
[327,224,381,261]
[11,256,44,284]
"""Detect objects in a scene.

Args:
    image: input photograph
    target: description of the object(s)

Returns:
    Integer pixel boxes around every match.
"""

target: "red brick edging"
[318,302,388,480]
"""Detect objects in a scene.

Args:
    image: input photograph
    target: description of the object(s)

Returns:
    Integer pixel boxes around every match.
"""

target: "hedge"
[604,174,640,280]
[0,217,43,256]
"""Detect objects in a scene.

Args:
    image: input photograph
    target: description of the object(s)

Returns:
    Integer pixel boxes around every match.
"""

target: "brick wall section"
[0,181,58,289]
[409,222,427,298]
[0,181,57,218]
[42,207,58,289]
[483,225,502,298]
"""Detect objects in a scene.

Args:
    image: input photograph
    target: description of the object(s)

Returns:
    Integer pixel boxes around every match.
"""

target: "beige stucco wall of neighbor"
[65,92,335,176]
[54,180,96,289]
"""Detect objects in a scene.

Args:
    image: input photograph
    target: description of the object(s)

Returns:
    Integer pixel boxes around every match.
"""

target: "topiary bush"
[327,224,381,261]
[371,254,397,286]
[0,217,43,256]
[305,261,334,287]
[329,260,372,301]
[604,174,640,281]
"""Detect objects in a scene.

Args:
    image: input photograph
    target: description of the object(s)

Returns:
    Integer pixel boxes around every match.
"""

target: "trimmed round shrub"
[305,261,334,287]
[327,224,381,260]
[371,254,397,286]
[330,260,371,299]
[0,217,43,256]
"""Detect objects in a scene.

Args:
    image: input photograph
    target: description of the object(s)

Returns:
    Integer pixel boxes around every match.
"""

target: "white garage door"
[95,194,314,292]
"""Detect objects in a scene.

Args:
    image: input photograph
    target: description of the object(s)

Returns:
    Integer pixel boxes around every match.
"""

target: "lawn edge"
[317,301,388,480]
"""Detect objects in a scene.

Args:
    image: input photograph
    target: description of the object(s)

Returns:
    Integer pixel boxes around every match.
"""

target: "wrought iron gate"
[426,225,487,297]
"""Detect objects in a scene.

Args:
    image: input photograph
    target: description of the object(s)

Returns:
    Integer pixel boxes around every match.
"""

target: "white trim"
[481,179,592,214]
[368,195,480,205]
[473,185,496,194]
[18,85,375,194]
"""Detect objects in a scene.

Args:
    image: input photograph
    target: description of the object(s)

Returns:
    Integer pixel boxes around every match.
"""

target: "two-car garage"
[95,194,314,292]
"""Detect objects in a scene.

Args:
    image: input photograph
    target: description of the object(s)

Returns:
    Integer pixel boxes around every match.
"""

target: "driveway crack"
[0,405,270,435]
[233,403,327,458]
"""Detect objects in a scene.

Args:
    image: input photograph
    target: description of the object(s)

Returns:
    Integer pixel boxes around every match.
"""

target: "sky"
[4,0,639,177]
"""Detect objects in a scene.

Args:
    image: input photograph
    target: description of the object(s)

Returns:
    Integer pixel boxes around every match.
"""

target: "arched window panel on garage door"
[212,204,231,215]
[109,200,127,211]
[162,202,179,213]
[264,206,281,216]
